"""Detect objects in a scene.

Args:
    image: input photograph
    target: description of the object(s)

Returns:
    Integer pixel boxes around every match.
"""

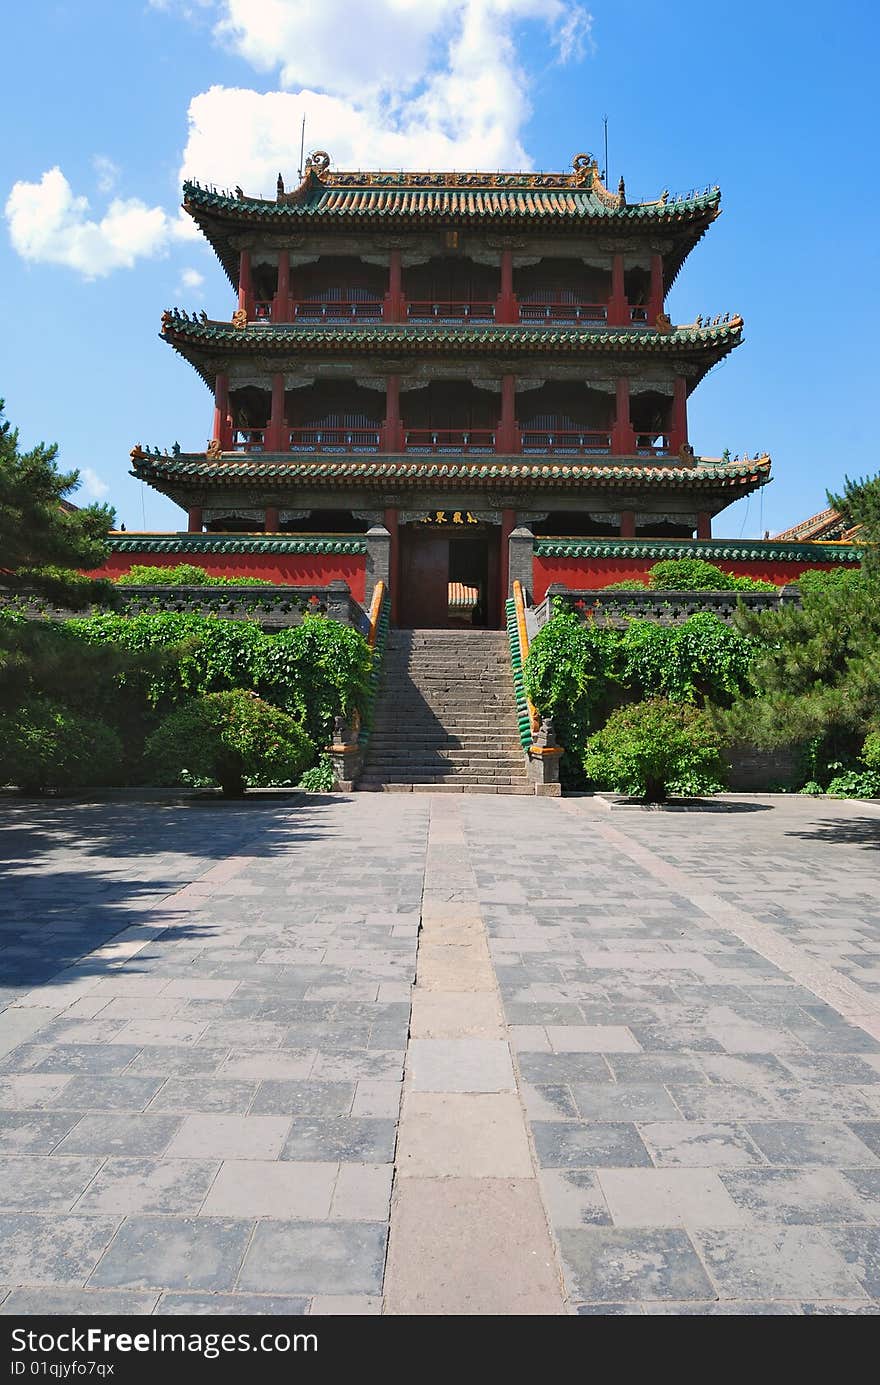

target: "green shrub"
[0,700,122,792]
[600,578,650,591]
[298,754,335,792]
[825,769,880,799]
[257,616,373,747]
[115,564,272,587]
[584,699,725,802]
[647,558,776,592]
[145,689,312,796]
[524,609,618,785]
[860,730,880,769]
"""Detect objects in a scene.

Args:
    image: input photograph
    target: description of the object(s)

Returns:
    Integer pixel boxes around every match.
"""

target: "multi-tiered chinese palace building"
[114,151,858,622]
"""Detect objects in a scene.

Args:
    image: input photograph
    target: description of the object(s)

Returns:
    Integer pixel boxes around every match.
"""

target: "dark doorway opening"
[397,526,500,628]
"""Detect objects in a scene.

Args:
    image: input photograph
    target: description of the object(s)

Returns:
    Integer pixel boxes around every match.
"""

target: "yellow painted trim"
[528,745,563,758]
[513,579,542,737]
[367,579,385,650]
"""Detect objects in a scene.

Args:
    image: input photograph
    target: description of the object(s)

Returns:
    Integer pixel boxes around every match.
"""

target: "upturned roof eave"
[159,317,744,390]
[129,451,771,496]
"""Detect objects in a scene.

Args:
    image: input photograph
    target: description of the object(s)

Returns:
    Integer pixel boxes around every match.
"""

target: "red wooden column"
[213,372,231,449]
[669,377,688,453]
[238,249,253,318]
[187,506,203,533]
[273,250,290,323]
[384,506,400,623]
[619,510,636,538]
[383,375,402,451]
[496,250,518,323]
[608,252,627,326]
[264,506,280,533]
[498,374,519,453]
[611,378,636,455]
[648,253,664,325]
[267,373,286,451]
[696,511,712,540]
[499,507,516,616]
[384,249,403,322]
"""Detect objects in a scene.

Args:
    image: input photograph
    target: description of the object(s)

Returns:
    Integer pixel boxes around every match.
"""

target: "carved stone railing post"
[328,714,361,791]
[528,715,563,796]
[325,579,352,624]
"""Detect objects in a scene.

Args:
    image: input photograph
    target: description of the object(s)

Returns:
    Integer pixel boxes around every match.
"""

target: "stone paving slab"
[1,791,880,1312]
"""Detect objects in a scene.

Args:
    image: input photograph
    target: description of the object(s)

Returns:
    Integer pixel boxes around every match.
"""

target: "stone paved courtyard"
[1,790,879,1315]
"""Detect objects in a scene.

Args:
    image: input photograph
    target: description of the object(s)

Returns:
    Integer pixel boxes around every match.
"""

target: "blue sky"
[2,0,877,536]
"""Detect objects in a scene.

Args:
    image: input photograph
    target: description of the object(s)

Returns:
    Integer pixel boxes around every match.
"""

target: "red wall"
[90,549,366,603]
[533,554,856,602]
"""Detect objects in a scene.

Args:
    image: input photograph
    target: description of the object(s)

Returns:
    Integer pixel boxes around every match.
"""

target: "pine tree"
[0,399,115,604]
[829,473,880,578]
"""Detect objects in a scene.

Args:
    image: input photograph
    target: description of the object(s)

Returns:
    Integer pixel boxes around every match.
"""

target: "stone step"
[358,783,536,795]
[366,747,525,759]
[358,626,528,793]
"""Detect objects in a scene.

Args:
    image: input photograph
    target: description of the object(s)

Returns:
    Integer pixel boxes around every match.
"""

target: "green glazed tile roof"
[162,311,740,353]
[534,536,862,563]
[130,451,770,494]
[183,167,720,228]
[108,534,366,555]
[160,311,743,386]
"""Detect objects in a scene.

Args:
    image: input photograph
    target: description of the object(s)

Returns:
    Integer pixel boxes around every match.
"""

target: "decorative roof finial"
[235,185,244,199]
[276,172,284,199]
[617,175,626,208]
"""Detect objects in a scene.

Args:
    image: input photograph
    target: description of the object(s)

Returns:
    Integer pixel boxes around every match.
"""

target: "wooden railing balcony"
[629,305,650,324]
[292,299,383,322]
[405,301,496,323]
[634,431,671,456]
[232,428,266,452]
[520,429,612,456]
[253,301,273,321]
[288,426,381,453]
[519,302,608,325]
[403,428,497,455]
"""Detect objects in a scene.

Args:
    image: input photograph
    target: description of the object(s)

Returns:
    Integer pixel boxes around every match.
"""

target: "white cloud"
[92,155,119,194]
[7,2,593,278]
[180,267,205,289]
[178,1,593,192]
[4,167,188,279]
[77,467,110,502]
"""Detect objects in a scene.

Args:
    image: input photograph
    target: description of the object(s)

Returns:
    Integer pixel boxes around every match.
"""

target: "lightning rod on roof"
[298,115,306,181]
[603,115,609,183]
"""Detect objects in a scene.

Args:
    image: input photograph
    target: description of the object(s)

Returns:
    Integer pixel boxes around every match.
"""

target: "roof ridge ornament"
[307,150,331,177]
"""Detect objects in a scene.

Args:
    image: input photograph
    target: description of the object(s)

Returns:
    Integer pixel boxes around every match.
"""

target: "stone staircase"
[357,629,533,793]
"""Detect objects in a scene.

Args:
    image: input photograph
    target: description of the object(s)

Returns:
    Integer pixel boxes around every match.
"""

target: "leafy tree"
[0,400,115,605]
[584,699,725,802]
[145,690,312,796]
